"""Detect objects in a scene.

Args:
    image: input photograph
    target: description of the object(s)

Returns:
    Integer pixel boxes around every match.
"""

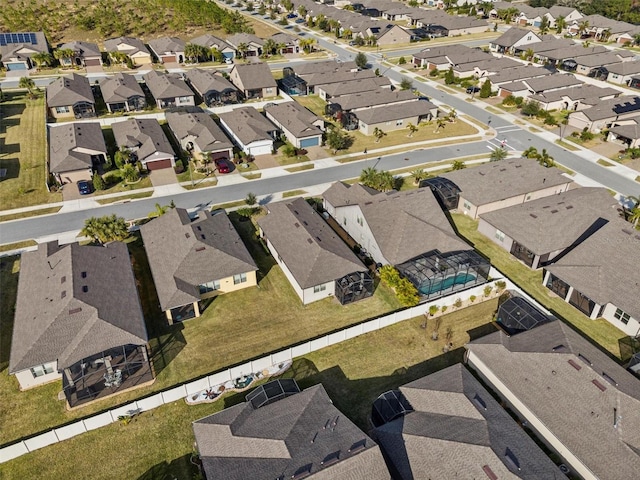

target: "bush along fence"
[1,267,536,464]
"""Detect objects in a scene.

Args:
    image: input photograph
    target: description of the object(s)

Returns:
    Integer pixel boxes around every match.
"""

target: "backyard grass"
[0,206,61,222]
[0,218,402,445]
[0,92,62,208]
[451,213,628,359]
[1,298,499,480]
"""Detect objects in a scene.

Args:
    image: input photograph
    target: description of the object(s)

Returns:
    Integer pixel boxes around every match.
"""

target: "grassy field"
[0,92,62,209]
[2,298,499,480]
[0,215,401,445]
[451,214,628,359]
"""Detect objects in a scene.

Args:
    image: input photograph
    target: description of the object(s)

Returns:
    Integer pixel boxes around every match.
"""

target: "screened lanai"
[419,177,461,210]
[397,249,490,300]
[335,271,375,305]
[495,293,553,335]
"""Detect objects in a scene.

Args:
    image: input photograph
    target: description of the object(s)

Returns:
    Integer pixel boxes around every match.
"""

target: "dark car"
[214,158,231,174]
[466,86,480,94]
[77,180,92,195]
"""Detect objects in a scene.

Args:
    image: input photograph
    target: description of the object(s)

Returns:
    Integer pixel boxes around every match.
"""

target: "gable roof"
[540,45,608,61]
[292,59,358,77]
[193,383,390,480]
[165,110,233,153]
[226,33,264,48]
[355,100,437,125]
[190,34,232,51]
[440,160,571,207]
[9,242,147,373]
[58,41,101,58]
[111,117,175,162]
[218,107,277,145]
[46,73,94,107]
[528,36,575,53]
[522,74,583,93]
[148,36,186,55]
[574,52,627,68]
[229,62,277,90]
[303,69,377,88]
[575,95,640,121]
[373,364,567,480]
[318,76,391,97]
[264,102,322,139]
[609,116,640,140]
[0,31,49,60]
[143,69,193,100]
[103,36,150,56]
[184,68,238,97]
[488,65,553,86]
[530,84,620,105]
[492,27,540,47]
[606,61,640,76]
[331,89,415,111]
[466,320,640,480]
[257,198,365,289]
[140,209,256,311]
[49,122,107,174]
[99,73,145,104]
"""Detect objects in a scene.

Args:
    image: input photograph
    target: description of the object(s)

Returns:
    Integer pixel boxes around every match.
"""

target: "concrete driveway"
[149,168,178,187]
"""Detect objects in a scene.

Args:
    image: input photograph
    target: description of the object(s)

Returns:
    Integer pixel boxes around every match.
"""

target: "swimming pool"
[419,272,477,296]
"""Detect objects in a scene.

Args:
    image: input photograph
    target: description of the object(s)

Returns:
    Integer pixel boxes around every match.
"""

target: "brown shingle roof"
[143,70,193,101]
[263,102,322,139]
[218,107,278,145]
[165,110,233,154]
[229,62,277,91]
[111,118,175,163]
[99,73,145,105]
[49,122,107,174]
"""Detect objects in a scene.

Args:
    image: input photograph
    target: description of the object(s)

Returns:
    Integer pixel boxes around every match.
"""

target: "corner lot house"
[143,70,195,109]
[430,160,573,219]
[8,241,152,408]
[193,379,391,480]
[371,364,567,480]
[258,198,373,305]
[148,37,186,64]
[46,73,96,119]
[478,187,618,269]
[99,73,146,113]
[57,41,102,67]
[166,109,234,162]
[218,107,278,156]
[228,62,278,99]
[104,36,152,66]
[263,101,324,149]
[0,31,49,71]
[141,208,257,323]
[356,100,437,135]
[543,219,640,336]
[111,118,176,170]
[466,320,640,480]
[49,122,107,185]
[184,68,239,106]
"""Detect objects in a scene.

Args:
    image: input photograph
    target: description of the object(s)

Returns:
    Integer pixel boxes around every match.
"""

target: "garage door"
[146,159,173,170]
[210,150,231,161]
[161,55,176,63]
[299,137,320,148]
[84,58,101,67]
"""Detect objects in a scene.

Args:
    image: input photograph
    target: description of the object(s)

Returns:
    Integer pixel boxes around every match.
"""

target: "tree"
[479,78,492,98]
[399,76,413,90]
[297,5,307,17]
[262,38,277,57]
[407,123,418,137]
[410,168,427,185]
[538,16,549,35]
[556,16,566,34]
[521,99,540,117]
[629,207,640,228]
[122,163,139,182]
[359,167,395,192]
[355,52,368,69]
[537,148,554,167]
[490,147,508,162]
[18,77,36,98]
[451,160,466,170]
[31,52,54,68]
[299,38,315,54]
[81,214,129,244]
[148,203,170,218]
[373,127,387,143]
[53,48,75,66]
[446,108,457,123]
[236,42,249,58]
[444,66,455,85]
[326,128,350,153]
[522,146,539,159]
[578,20,590,37]
[433,117,447,133]
[184,43,209,63]
[522,48,535,61]
[245,192,257,206]
[398,56,406,65]
[92,173,105,191]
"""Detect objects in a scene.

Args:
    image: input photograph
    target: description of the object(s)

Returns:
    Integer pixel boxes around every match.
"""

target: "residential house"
[489,27,541,55]
[454,56,521,79]
[218,107,278,156]
[356,100,437,135]
[0,31,49,71]
[184,68,239,106]
[270,32,299,54]
[478,187,618,269]
[485,65,553,89]
[317,77,391,101]
[148,36,186,64]
[543,219,640,335]
[56,41,102,68]
[514,35,574,58]
[288,59,358,77]
[534,45,608,68]
[111,118,176,170]
[228,62,277,99]
[360,24,411,46]
[298,69,377,95]
[431,160,573,219]
[165,109,233,162]
[322,183,490,299]
[143,69,195,109]
[190,34,235,61]
[46,73,95,119]
[466,320,640,479]
[226,33,264,57]
[258,198,373,305]
[193,380,391,480]
[607,116,640,148]
[411,44,482,69]
[48,122,107,185]
[573,53,631,78]
[371,364,568,480]
[498,73,583,99]
[530,84,620,112]
[104,36,152,66]
[330,89,416,113]
[141,208,257,323]
[8,241,152,407]
[263,101,324,149]
[515,5,547,27]
[606,61,640,85]
[98,73,146,113]
[545,6,583,29]
[414,11,488,36]
[568,95,640,132]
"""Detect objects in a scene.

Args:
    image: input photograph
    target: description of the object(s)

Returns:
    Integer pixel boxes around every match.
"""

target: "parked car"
[77,180,92,195]
[214,158,232,174]
[287,13,297,18]
[295,18,305,24]
[466,86,480,94]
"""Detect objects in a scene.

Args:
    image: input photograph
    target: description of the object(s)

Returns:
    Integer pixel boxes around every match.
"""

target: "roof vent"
[566,205,574,210]
[578,353,592,366]
[592,379,607,392]
[529,213,538,219]
[472,393,487,410]
[550,209,559,214]
[81,271,87,278]
[69,307,82,315]
[552,344,568,353]
[291,465,312,479]
[294,222,300,228]
[61,276,66,284]
[568,359,582,371]
[348,439,366,454]
[316,236,322,242]
[196,247,206,252]
[505,448,521,471]
[307,238,313,244]
[482,465,498,480]
[61,291,67,299]
[602,372,618,386]
[197,226,201,231]
[185,233,191,238]
[201,234,206,240]
[82,286,88,293]
[321,451,340,467]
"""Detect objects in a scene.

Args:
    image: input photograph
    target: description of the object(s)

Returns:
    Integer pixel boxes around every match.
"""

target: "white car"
[224,58,233,64]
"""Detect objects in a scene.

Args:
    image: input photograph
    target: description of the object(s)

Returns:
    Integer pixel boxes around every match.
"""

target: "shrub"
[398,56,406,65]
[441,305,448,313]
[429,68,439,77]
[281,143,297,157]
[495,280,507,292]
[469,295,477,303]
[483,285,493,297]
[92,173,105,191]
[502,95,517,106]
[543,113,558,126]
[514,96,524,106]
[454,298,462,308]
[396,278,419,306]
[580,130,594,141]
[174,159,184,173]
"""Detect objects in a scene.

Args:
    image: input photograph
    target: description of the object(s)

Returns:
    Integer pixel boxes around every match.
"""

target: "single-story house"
[356,100,438,135]
[543,219,640,335]
[371,364,567,480]
[0,31,49,71]
[56,41,102,68]
[111,118,176,170]
[288,59,358,77]
[530,84,620,112]
[498,74,583,99]
[300,69,377,95]
[48,122,107,185]
[184,68,239,106]
[478,187,618,269]
[545,5,583,28]
[317,76,392,101]
[98,73,146,113]
[46,72,96,119]
[270,32,300,54]
[607,116,640,147]
[606,61,640,85]
[141,208,257,323]
[485,65,553,88]
[414,12,488,36]
[263,101,324,149]
[218,106,278,156]
[454,57,521,80]
[165,109,233,162]
[189,34,235,60]
[513,35,574,58]
[8,241,152,408]
[568,95,640,133]
[573,53,631,77]
[534,45,608,67]
[360,24,411,46]
[330,89,416,113]
[489,27,541,55]
[466,320,640,479]
[143,69,195,109]
[258,198,373,305]
[228,62,277,99]
[103,36,152,66]
[148,36,186,64]
[225,33,264,57]
[193,380,391,480]
[411,44,480,69]
[431,160,573,219]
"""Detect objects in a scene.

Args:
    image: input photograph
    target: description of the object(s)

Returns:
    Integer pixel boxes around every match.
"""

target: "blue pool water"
[419,273,476,295]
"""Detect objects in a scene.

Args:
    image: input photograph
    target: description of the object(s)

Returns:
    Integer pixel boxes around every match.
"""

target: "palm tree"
[578,20,590,38]
[297,5,307,17]
[523,48,535,61]
[538,149,554,167]
[407,123,418,137]
[490,147,508,162]
[262,38,277,57]
[451,160,466,170]
[447,108,457,123]
[359,166,378,185]
[148,203,170,218]
[373,127,386,143]
[555,16,566,34]
[634,33,640,46]
[31,52,54,68]
[539,16,549,35]
[433,118,447,133]
[236,42,249,59]
[18,77,36,98]
[522,146,539,158]
[410,168,426,185]
[53,48,75,66]
[628,207,640,228]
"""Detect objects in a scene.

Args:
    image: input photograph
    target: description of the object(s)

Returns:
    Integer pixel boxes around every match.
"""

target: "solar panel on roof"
[30,33,37,44]
[17,33,25,43]
[11,33,19,43]
[0,34,6,46]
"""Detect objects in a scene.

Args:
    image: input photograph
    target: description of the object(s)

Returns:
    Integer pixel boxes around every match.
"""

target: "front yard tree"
[245,192,257,206]
[451,160,466,170]
[522,146,539,158]
[373,127,387,143]
[355,51,368,69]
[81,214,129,244]
[18,77,36,98]
[92,173,105,191]
[410,168,427,185]
[185,43,209,63]
[400,76,413,90]
[490,146,508,162]
[407,122,418,137]
[556,16,566,34]
[444,66,455,85]
[479,78,492,98]
[32,51,54,68]
[537,148,554,167]
[326,128,350,153]
[538,16,549,35]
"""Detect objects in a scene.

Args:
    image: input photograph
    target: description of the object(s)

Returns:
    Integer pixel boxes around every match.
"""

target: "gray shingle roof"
[303,69,377,88]
[412,44,476,61]
[189,34,232,51]
[523,74,583,93]
[193,383,391,480]
[292,59,358,76]
[257,198,366,289]
[103,36,150,56]
[528,36,575,53]
[606,61,640,76]
[492,27,540,48]
[148,36,186,56]
[487,65,553,86]
[111,118,175,163]
[576,95,640,121]
[322,182,379,208]
[58,41,101,58]
[9,242,147,373]
[165,110,233,153]
[184,68,238,98]
[0,31,48,60]
[440,160,572,207]
[609,116,640,140]
[575,53,627,68]
[218,106,278,145]
[466,320,640,480]
[229,62,277,91]
[355,100,437,125]
[49,122,107,174]
[264,101,322,139]
[530,84,620,105]
[46,73,95,108]
[545,218,640,320]
[479,187,619,255]
[143,70,193,101]
[373,364,568,480]
[225,33,264,48]
[318,76,391,97]
[540,45,608,61]
[331,89,416,111]
[99,73,145,105]
[140,209,256,312]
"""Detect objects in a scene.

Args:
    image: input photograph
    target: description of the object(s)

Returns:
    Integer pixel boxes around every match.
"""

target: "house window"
[463,201,471,210]
[314,284,327,293]
[343,217,347,225]
[178,96,191,103]
[199,280,220,294]
[55,106,70,114]
[357,216,363,226]
[495,229,505,241]
[396,120,403,126]
[614,308,630,324]
[31,364,55,378]
[233,273,247,285]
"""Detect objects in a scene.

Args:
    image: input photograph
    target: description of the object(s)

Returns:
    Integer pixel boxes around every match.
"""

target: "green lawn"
[451,214,628,359]
[0,215,401,445]
[2,299,499,480]
[0,92,62,209]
